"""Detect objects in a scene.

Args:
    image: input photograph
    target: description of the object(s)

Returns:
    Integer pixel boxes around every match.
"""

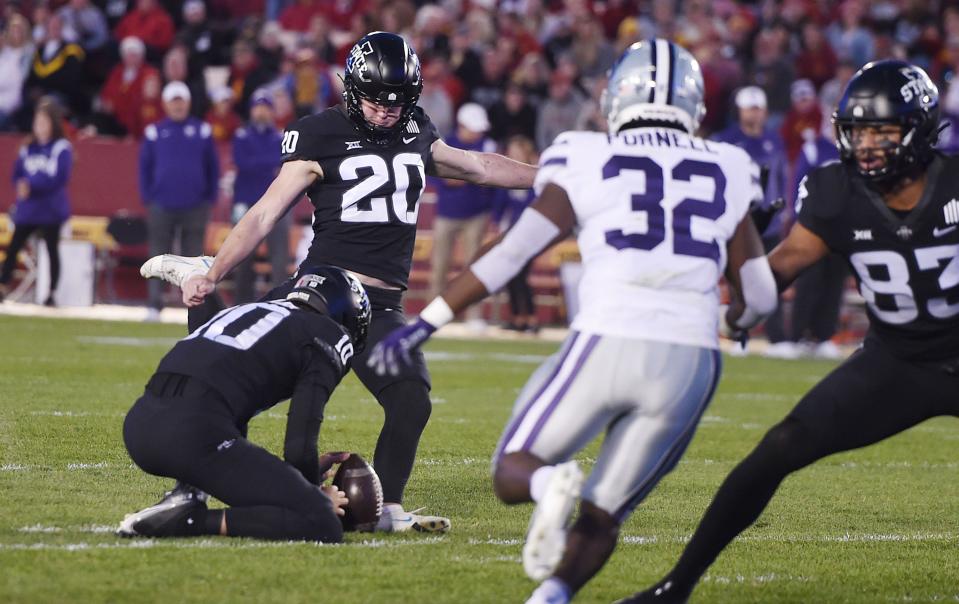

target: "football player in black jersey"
[118,266,370,542]
[139,31,537,532]
[619,60,959,603]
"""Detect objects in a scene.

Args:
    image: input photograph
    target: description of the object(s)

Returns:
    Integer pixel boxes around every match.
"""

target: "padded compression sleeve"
[470,209,560,294]
[733,255,778,330]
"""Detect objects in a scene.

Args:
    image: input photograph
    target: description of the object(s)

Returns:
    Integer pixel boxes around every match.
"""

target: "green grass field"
[1,314,957,603]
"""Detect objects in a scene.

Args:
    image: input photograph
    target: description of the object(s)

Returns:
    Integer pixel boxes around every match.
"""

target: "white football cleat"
[523,461,583,581]
[140,254,215,287]
[376,505,451,533]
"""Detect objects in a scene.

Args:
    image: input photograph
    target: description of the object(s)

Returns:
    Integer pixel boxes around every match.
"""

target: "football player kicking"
[139,31,537,533]
[367,40,778,604]
[618,60,959,603]
[118,266,368,542]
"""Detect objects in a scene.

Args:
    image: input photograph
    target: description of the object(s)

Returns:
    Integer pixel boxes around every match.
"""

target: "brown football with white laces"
[331,454,383,532]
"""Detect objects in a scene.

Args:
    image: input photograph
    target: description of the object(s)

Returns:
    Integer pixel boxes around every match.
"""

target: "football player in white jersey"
[369,39,779,603]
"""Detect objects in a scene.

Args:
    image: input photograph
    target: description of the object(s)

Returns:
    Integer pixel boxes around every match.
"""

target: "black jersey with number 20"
[280,106,440,289]
[797,155,959,361]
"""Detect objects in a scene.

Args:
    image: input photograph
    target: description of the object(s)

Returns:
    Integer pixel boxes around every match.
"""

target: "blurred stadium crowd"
[2,0,959,147]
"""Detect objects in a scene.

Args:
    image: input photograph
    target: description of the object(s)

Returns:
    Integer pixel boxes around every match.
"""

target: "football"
[331,453,383,532]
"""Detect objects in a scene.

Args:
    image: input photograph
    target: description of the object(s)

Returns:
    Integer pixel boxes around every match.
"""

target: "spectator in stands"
[450,27,484,96]
[95,36,162,137]
[301,14,337,64]
[536,69,586,150]
[826,0,875,68]
[283,45,337,120]
[488,81,537,145]
[56,0,109,84]
[320,0,370,31]
[786,124,845,360]
[21,13,86,127]
[178,0,219,72]
[114,0,175,63]
[278,0,324,33]
[162,44,207,118]
[470,47,509,108]
[0,98,73,306]
[139,81,219,321]
[429,103,496,331]
[750,27,796,131]
[99,0,131,30]
[205,86,240,142]
[795,18,839,90]
[820,59,858,124]
[512,51,551,106]
[712,85,790,356]
[230,90,286,304]
[0,14,33,131]
[695,35,745,134]
[780,78,823,166]
[574,75,608,133]
[490,134,539,333]
[227,39,275,119]
[569,17,616,79]
[256,21,287,76]
[418,56,454,138]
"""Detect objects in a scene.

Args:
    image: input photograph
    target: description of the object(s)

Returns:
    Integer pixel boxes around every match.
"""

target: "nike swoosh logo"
[402,136,416,144]
[934,225,957,237]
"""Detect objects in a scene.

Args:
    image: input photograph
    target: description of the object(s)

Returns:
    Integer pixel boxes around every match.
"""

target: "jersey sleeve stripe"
[540,157,568,167]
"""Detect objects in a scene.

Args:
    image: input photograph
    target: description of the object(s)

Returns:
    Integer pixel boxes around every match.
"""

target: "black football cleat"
[614,580,692,604]
[117,485,208,538]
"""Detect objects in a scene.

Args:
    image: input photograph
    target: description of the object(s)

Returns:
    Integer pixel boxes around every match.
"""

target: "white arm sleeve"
[732,255,778,329]
[470,208,561,294]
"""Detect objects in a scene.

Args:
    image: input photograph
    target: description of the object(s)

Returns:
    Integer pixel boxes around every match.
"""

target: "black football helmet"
[832,60,940,185]
[286,266,372,353]
[343,31,422,146]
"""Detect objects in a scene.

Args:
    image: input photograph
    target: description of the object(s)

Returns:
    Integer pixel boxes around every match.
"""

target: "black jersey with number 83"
[797,155,959,362]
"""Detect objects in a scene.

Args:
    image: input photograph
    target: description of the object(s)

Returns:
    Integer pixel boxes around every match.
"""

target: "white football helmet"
[601,38,706,135]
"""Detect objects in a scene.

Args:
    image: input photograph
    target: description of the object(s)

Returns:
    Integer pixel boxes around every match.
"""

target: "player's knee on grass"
[225,506,343,543]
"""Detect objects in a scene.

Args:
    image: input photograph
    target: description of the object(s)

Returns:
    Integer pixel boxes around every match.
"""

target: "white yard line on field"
[0,536,446,552]
[620,532,958,546]
[75,336,179,347]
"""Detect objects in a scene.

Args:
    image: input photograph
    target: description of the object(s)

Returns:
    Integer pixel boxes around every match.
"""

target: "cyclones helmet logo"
[347,41,374,82]
[899,67,934,105]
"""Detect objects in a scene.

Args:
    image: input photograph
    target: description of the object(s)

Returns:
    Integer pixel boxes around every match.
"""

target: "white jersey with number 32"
[535,127,761,348]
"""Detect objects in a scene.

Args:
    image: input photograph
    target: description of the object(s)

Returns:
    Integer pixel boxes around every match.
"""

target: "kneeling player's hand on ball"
[318,451,350,481]
[321,485,349,517]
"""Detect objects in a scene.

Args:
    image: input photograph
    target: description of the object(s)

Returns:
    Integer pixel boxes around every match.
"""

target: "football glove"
[367,318,436,377]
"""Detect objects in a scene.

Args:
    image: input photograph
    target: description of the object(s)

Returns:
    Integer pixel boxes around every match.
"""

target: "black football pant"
[0,222,62,295]
[188,279,432,505]
[665,338,959,591]
[505,262,535,318]
[124,375,342,542]
[791,252,846,342]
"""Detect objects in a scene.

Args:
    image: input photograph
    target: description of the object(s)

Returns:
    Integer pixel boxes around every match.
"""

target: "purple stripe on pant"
[521,334,601,449]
